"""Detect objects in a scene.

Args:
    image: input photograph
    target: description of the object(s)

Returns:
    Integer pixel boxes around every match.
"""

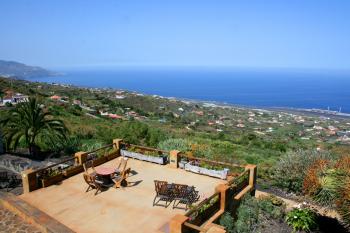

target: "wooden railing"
[86,143,114,160]
[185,192,221,225]
[22,143,119,191]
[178,164,256,232]
[120,142,169,155]
[179,152,245,169]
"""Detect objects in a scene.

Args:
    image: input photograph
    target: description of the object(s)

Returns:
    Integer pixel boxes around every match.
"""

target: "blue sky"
[0,0,349,70]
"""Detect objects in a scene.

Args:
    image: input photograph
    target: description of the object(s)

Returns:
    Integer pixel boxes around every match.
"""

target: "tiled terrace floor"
[20,158,226,233]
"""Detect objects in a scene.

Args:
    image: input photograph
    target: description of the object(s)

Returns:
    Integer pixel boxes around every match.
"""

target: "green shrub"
[157,138,191,152]
[286,208,317,232]
[257,195,285,219]
[219,212,234,233]
[273,149,336,193]
[81,140,104,152]
[233,195,259,233]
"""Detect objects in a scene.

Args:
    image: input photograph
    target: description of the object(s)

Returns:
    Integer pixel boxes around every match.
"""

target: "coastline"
[24,77,350,120]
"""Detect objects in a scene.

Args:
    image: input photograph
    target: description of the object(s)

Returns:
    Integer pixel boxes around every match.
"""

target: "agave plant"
[314,169,343,207]
[334,156,350,230]
[0,98,67,156]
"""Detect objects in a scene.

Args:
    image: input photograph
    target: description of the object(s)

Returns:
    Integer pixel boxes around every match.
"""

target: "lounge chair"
[83,173,106,195]
[153,180,173,208]
[173,184,199,210]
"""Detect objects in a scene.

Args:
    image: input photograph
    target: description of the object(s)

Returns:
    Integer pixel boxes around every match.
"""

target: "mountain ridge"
[0,60,57,78]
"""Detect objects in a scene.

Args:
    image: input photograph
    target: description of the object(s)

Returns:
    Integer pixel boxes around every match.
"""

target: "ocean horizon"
[29,67,350,113]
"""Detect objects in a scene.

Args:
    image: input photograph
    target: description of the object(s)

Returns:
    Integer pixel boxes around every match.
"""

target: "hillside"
[0,60,56,78]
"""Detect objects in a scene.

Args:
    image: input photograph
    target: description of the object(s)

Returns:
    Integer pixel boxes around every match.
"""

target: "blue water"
[30,67,350,113]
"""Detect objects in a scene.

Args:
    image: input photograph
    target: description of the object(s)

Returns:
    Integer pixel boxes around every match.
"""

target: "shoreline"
[24,77,350,119]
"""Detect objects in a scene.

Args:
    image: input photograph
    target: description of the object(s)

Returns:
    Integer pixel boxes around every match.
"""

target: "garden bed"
[63,165,83,178]
[41,173,63,188]
[184,162,229,180]
[120,149,167,165]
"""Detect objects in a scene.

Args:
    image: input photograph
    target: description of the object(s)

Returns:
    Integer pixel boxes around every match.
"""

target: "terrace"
[15,140,257,233]
[20,158,225,233]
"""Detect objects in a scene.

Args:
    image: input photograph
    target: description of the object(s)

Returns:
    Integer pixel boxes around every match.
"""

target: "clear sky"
[0,0,349,70]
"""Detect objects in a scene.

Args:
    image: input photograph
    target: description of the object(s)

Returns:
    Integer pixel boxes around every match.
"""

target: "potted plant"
[41,169,64,187]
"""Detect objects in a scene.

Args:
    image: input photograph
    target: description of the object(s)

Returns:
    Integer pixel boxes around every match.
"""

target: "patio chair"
[83,173,106,195]
[153,180,173,208]
[111,167,131,188]
[117,157,128,173]
[83,160,96,176]
[114,156,124,174]
[173,184,199,210]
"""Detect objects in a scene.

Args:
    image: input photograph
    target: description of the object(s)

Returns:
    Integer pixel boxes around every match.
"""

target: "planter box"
[184,162,201,173]
[120,150,167,165]
[179,161,188,169]
[63,165,83,178]
[106,151,119,161]
[184,163,228,180]
[41,173,64,187]
[93,156,108,166]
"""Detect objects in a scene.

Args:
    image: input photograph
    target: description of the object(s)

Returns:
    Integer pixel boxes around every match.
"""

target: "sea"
[29,67,350,113]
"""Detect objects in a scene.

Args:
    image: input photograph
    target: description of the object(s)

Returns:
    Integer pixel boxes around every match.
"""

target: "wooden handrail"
[34,143,114,174]
[86,144,113,154]
[227,169,249,186]
[34,157,77,174]
[179,153,245,169]
[185,192,220,217]
[183,222,205,232]
[120,142,169,154]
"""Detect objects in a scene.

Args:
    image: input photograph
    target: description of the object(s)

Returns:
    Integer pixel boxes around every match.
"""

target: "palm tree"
[0,97,67,156]
[0,89,4,103]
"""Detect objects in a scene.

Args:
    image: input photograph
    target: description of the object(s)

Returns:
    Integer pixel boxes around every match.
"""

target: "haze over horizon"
[1,1,349,71]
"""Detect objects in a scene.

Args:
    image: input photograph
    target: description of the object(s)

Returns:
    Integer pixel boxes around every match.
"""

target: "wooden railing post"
[169,214,189,233]
[113,138,123,150]
[205,223,226,233]
[21,169,38,193]
[169,150,181,169]
[74,151,88,165]
[215,184,229,211]
[245,164,257,196]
